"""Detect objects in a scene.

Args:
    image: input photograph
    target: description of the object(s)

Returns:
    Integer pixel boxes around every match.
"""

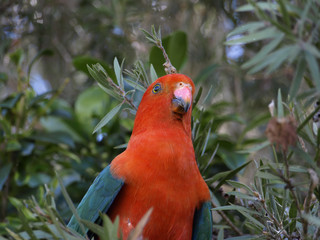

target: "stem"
[106,76,138,111]
[211,201,243,236]
[156,40,176,75]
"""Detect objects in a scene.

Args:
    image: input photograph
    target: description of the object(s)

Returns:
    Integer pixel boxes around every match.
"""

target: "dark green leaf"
[168,31,187,71]
[0,163,12,191]
[0,93,23,109]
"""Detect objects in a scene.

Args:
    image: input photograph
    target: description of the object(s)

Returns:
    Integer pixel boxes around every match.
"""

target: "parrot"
[68,73,213,240]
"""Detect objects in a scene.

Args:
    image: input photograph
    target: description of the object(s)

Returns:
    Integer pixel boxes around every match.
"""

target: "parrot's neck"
[131,103,192,138]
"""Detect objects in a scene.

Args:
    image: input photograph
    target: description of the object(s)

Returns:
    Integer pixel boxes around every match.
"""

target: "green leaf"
[214,161,251,190]
[289,202,297,233]
[212,204,262,216]
[30,131,75,148]
[124,78,146,92]
[0,93,23,109]
[150,64,158,82]
[168,31,187,71]
[56,172,87,236]
[227,21,266,38]
[242,33,284,69]
[226,180,254,194]
[266,45,300,73]
[277,89,284,118]
[305,51,320,91]
[114,57,124,89]
[248,45,297,74]
[0,163,12,191]
[149,31,187,76]
[289,57,306,99]
[303,42,320,59]
[237,140,270,154]
[27,49,54,81]
[9,48,24,67]
[75,86,111,123]
[255,171,281,180]
[236,2,278,12]
[6,140,21,151]
[225,27,277,45]
[227,191,257,200]
[73,56,115,79]
[93,102,123,134]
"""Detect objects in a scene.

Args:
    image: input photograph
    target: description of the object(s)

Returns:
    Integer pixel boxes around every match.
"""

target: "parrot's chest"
[108,162,207,240]
[108,135,210,239]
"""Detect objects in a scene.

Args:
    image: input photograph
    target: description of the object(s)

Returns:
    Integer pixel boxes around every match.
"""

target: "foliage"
[1,0,320,239]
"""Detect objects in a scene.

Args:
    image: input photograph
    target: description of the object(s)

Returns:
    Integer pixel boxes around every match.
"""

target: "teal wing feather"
[67,165,124,235]
[192,201,213,240]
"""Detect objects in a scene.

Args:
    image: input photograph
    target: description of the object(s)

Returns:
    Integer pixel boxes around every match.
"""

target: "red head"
[131,74,195,137]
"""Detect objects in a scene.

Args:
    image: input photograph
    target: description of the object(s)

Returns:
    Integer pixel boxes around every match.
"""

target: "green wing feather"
[67,165,124,235]
[192,201,213,240]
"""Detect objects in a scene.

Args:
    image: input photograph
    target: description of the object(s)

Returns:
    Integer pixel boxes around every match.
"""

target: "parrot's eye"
[152,83,162,94]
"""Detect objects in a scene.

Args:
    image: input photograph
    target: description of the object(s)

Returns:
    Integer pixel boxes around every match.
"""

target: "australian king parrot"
[68,74,213,240]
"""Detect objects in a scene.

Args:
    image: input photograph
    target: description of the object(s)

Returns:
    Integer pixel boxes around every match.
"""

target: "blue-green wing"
[67,165,124,235]
[192,201,213,240]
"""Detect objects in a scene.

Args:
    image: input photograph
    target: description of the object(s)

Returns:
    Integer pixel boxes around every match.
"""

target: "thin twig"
[211,201,243,236]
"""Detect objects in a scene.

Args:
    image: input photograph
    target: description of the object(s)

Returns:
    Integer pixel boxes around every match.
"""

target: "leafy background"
[1,0,320,239]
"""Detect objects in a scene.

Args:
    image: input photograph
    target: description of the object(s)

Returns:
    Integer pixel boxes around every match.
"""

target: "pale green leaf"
[114,57,124,88]
[93,102,123,134]
[242,33,284,69]
[277,89,284,118]
[226,180,254,194]
[124,78,146,92]
[225,27,277,45]
[305,51,320,91]
[150,64,158,82]
[236,2,278,12]
[227,21,265,38]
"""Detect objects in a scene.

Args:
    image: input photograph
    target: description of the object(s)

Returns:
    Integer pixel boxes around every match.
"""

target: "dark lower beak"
[172,97,191,114]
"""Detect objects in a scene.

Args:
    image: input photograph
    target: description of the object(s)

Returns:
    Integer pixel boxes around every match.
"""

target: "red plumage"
[108,74,210,239]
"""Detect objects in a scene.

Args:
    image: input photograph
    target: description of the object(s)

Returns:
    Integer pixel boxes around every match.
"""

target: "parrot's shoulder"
[192,201,213,240]
[67,165,124,235]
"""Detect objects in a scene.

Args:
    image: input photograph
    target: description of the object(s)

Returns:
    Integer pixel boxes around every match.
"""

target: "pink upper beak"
[172,84,192,114]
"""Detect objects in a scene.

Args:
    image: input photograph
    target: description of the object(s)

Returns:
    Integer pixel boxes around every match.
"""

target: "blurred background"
[1,0,318,238]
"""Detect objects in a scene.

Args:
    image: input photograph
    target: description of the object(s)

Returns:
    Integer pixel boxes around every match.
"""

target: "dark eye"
[152,83,161,94]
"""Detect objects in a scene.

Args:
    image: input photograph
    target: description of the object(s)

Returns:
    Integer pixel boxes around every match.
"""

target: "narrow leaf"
[114,58,123,88]
[225,27,277,46]
[236,2,278,12]
[242,33,284,69]
[150,64,158,82]
[227,21,265,38]
[305,51,320,91]
[277,89,284,118]
[93,102,123,134]
[289,57,306,99]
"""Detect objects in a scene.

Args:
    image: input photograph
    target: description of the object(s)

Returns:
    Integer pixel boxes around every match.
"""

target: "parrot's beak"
[172,83,192,115]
